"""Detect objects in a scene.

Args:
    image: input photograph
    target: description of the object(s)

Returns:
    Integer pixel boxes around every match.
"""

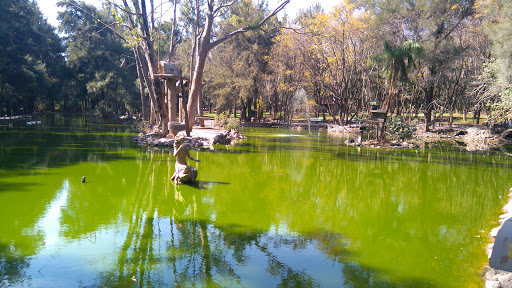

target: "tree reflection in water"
[78,155,410,288]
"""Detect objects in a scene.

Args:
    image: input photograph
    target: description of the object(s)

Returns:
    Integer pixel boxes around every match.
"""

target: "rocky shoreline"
[485,188,512,288]
[328,123,512,151]
[416,126,506,151]
[132,126,244,149]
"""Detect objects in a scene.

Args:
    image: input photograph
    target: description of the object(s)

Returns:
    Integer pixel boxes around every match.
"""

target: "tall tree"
[58,0,138,117]
[204,0,279,121]
[0,0,65,115]
[266,29,302,124]
[376,40,423,112]
[268,1,374,125]
[93,0,289,135]
[357,0,476,131]
[476,0,512,120]
[184,0,289,131]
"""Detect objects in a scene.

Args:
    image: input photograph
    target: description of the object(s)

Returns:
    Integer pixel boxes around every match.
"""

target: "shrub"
[387,115,417,141]
[96,100,115,120]
[215,111,241,131]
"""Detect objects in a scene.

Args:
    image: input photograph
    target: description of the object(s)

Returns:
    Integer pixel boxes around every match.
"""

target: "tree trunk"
[186,50,208,130]
[247,98,252,122]
[150,99,156,124]
[135,54,148,121]
[241,99,246,122]
[167,0,178,60]
[197,86,203,117]
[338,103,343,126]
[135,0,167,133]
[184,0,289,132]
[254,97,258,121]
[0,83,4,115]
[160,79,169,135]
[134,47,161,125]
[424,83,434,132]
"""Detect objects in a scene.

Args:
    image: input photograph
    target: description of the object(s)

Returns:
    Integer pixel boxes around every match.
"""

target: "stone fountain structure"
[154,62,189,136]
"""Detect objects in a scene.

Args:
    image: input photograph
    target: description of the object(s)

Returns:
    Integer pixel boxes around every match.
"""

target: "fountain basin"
[169,121,186,136]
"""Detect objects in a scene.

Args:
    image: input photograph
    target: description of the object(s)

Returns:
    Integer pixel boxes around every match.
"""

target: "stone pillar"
[179,80,185,123]
[168,80,177,122]
[161,80,169,136]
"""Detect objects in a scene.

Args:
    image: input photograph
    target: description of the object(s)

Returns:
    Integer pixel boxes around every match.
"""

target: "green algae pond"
[1,114,512,287]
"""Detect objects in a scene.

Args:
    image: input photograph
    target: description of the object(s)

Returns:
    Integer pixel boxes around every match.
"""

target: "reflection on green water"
[1,115,511,287]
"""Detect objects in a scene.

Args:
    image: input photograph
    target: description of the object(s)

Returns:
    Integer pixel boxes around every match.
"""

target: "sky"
[37,0,338,28]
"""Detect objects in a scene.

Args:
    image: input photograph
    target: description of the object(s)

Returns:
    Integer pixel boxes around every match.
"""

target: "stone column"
[168,79,177,122]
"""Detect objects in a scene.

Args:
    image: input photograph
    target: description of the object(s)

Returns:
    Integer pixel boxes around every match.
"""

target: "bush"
[95,100,115,120]
[386,115,417,141]
[215,112,241,131]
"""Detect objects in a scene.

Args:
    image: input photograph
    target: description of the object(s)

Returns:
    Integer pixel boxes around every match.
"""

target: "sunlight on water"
[37,179,69,247]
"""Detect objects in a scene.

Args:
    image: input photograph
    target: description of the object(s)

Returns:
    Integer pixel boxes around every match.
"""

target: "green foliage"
[372,40,423,110]
[257,99,264,119]
[215,111,241,131]
[380,40,423,84]
[203,0,278,118]
[478,0,512,120]
[358,0,479,123]
[386,115,417,141]
[0,0,491,131]
[0,0,65,115]
[481,0,512,85]
[95,100,115,119]
[58,0,138,115]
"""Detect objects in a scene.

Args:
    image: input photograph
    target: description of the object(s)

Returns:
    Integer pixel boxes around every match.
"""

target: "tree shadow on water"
[0,182,38,193]
[0,117,139,175]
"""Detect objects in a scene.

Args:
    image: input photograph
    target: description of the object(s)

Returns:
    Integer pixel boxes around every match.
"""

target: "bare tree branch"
[207,0,290,51]
[213,0,236,16]
[61,1,128,42]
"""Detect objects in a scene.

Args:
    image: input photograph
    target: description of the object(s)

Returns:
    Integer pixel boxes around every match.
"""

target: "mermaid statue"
[171,132,199,184]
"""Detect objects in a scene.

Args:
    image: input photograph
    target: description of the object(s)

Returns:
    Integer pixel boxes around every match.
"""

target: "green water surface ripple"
[1,115,511,287]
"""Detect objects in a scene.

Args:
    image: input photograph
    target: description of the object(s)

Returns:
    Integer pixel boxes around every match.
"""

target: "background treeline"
[1,0,511,127]
[0,0,138,117]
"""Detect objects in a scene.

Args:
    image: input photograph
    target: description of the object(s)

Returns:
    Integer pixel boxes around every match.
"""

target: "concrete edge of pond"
[485,187,512,288]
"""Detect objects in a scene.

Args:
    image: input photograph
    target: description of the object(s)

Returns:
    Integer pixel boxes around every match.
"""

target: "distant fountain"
[292,87,311,136]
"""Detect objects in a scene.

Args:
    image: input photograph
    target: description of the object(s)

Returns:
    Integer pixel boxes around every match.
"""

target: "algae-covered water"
[1,114,512,287]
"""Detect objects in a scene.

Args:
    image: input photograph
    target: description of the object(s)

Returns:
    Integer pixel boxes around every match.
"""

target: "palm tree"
[371,40,422,140]
[380,40,423,111]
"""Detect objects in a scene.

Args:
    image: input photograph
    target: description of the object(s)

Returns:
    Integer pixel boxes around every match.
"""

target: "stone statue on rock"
[171,132,199,184]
